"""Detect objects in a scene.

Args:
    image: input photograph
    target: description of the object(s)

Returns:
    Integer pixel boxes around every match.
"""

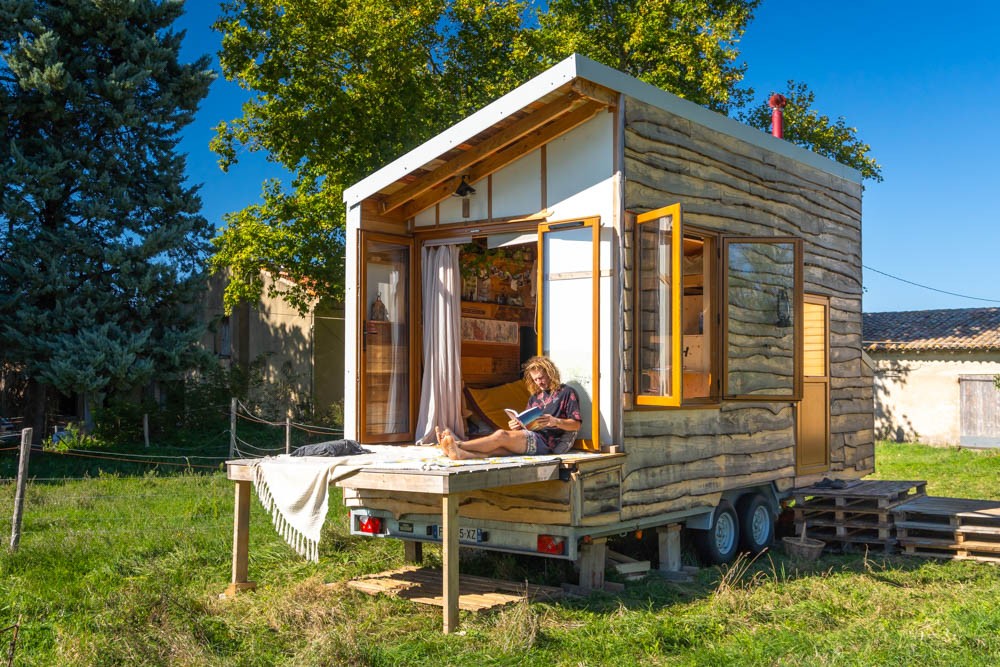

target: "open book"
[504,406,545,431]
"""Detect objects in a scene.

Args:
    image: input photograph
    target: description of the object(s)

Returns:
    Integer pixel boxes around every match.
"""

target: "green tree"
[0,0,215,438]
[540,0,759,113]
[212,0,879,312]
[740,80,882,182]
[210,0,542,314]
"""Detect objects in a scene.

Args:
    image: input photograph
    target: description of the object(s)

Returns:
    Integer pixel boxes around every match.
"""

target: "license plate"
[458,527,484,543]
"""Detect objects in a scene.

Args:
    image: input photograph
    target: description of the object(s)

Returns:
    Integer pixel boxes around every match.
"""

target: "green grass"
[0,441,999,665]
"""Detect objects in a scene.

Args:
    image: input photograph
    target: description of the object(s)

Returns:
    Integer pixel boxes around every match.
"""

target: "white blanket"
[251,445,434,561]
[250,445,571,561]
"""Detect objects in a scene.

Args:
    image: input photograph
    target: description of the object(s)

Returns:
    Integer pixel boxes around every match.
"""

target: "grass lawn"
[1,441,999,666]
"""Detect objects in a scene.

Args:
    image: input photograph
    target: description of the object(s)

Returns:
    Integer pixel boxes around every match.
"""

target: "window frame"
[721,236,803,402]
[633,204,683,407]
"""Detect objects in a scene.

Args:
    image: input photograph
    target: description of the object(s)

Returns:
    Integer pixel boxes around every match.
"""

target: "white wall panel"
[546,113,614,221]
[491,149,542,219]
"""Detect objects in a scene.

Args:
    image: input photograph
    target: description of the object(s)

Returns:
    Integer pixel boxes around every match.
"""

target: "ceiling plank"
[380,92,591,215]
[401,101,607,219]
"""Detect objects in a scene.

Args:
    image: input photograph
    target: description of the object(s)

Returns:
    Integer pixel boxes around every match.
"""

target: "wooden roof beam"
[572,79,619,110]
[401,100,608,219]
[379,92,592,216]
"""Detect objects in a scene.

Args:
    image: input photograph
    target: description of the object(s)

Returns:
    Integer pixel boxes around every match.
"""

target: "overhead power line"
[863,264,1000,304]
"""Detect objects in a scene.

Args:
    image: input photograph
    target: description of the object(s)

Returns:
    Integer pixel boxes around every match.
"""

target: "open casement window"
[634,205,683,406]
[722,237,803,401]
[538,217,601,450]
[359,232,415,443]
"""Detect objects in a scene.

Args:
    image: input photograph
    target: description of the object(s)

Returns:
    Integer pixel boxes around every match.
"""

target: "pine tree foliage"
[0,0,215,407]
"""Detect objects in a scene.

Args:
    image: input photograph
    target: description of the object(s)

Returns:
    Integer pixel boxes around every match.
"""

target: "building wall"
[619,96,870,519]
[870,350,1000,446]
[202,272,346,418]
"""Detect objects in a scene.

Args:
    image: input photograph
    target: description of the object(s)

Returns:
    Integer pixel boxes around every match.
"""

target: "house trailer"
[339,54,874,574]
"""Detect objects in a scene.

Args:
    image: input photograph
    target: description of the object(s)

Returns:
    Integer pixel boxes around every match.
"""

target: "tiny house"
[340,55,874,570]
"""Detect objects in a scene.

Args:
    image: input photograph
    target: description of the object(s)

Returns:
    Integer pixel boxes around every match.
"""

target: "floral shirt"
[526,385,582,452]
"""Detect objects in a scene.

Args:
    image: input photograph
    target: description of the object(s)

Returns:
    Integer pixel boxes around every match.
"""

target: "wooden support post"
[223,479,256,597]
[403,540,423,564]
[441,492,460,634]
[658,524,682,573]
[578,537,607,590]
[285,416,291,455]
[9,428,32,552]
[229,398,236,459]
[143,413,149,448]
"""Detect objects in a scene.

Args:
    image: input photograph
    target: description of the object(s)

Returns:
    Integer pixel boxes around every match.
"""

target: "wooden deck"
[893,495,1000,564]
[346,566,563,612]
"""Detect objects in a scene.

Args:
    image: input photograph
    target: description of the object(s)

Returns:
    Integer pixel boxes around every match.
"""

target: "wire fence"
[1,403,347,554]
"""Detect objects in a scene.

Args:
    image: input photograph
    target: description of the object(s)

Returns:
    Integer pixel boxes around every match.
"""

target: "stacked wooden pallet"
[792,480,927,553]
[892,496,1000,564]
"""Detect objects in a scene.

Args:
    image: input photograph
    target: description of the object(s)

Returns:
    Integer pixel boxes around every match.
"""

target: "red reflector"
[537,534,565,555]
[358,516,383,534]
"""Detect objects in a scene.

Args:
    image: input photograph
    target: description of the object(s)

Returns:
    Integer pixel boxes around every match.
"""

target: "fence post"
[285,416,291,455]
[143,413,150,449]
[9,428,32,552]
[229,398,236,459]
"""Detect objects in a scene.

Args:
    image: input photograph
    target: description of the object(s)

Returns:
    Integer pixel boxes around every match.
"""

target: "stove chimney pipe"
[768,93,787,139]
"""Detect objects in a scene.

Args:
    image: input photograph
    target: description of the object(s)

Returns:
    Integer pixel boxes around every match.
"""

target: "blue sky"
[177,1,1000,314]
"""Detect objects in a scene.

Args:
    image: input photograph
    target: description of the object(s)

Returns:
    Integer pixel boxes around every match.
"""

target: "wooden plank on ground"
[345,566,562,612]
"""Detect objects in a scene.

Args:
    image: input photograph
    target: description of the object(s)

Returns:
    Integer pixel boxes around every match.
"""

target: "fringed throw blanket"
[252,456,342,561]
[249,445,445,561]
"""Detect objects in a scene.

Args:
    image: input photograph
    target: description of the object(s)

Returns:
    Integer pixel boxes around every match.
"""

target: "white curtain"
[414,244,466,443]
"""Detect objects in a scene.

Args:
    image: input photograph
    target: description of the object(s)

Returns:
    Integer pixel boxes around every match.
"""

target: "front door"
[797,295,830,474]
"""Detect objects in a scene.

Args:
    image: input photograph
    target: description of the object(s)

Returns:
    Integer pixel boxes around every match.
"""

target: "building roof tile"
[863,307,1000,352]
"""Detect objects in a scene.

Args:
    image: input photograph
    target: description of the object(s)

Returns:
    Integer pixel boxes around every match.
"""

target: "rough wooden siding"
[621,97,872,519]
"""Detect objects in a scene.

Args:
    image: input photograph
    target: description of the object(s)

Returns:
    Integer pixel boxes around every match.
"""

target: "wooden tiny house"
[340,54,874,571]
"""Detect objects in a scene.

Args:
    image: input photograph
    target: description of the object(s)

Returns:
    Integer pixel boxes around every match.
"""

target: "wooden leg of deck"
[578,537,607,590]
[442,492,460,634]
[223,479,256,597]
[658,524,682,573]
[403,540,423,564]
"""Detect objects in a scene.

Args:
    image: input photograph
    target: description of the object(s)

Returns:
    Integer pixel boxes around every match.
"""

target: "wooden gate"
[960,375,1000,448]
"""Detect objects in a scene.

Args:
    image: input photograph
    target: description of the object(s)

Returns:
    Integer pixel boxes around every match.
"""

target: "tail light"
[537,534,565,555]
[357,515,383,535]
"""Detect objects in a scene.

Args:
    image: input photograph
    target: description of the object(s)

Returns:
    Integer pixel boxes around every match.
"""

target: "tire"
[692,500,740,565]
[737,493,774,554]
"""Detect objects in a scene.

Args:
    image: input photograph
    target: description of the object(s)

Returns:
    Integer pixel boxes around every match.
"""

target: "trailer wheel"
[693,500,740,565]
[737,493,773,554]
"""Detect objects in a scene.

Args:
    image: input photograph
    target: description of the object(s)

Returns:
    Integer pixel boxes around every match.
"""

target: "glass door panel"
[361,235,412,442]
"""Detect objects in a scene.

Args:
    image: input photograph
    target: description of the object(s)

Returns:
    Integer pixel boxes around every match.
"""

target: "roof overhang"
[343,54,862,216]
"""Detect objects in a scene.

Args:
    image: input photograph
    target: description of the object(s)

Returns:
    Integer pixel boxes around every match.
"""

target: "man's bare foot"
[439,428,473,460]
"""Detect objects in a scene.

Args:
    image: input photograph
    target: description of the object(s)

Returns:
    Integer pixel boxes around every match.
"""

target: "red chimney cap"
[768,93,787,109]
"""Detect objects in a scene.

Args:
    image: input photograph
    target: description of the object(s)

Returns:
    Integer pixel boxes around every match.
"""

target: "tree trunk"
[23,378,48,444]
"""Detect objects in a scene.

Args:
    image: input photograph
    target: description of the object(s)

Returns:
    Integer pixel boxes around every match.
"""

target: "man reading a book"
[437,356,582,459]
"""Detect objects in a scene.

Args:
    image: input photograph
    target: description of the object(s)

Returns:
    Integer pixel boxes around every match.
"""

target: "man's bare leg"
[437,427,529,459]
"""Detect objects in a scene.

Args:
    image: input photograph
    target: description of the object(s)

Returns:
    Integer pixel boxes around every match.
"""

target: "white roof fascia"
[572,55,863,184]
[343,55,582,206]
[344,54,862,207]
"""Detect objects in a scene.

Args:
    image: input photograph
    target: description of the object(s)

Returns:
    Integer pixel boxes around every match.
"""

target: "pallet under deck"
[346,566,563,611]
